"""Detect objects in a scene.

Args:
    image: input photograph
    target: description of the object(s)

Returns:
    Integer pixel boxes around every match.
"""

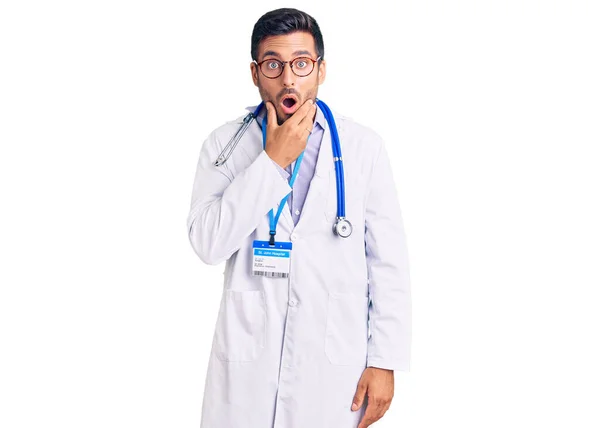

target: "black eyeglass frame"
[253,56,322,79]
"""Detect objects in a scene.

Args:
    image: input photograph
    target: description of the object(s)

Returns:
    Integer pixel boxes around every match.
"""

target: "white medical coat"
[187,105,411,428]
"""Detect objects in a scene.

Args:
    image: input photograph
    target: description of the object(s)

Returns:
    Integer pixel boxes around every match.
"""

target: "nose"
[281,62,296,87]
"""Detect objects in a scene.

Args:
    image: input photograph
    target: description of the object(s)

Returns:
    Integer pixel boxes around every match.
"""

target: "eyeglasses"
[253,56,322,79]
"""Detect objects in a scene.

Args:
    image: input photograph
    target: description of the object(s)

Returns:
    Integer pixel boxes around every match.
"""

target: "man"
[186,8,411,428]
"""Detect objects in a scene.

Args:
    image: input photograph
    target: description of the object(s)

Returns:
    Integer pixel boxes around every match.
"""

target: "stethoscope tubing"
[316,99,346,219]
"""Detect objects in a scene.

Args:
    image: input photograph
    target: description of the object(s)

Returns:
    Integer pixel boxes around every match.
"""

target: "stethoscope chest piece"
[333,217,353,238]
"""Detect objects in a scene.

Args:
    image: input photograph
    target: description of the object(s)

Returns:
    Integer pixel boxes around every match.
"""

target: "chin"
[276,110,289,124]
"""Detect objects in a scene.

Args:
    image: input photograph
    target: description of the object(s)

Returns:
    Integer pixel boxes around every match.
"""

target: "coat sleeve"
[186,130,292,265]
[364,137,412,372]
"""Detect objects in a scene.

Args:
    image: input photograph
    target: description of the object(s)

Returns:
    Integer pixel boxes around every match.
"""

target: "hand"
[352,367,394,428]
[264,98,317,169]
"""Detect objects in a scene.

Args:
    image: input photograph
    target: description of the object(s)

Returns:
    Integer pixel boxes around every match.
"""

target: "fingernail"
[351,403,358,411]
[309,99,313,104]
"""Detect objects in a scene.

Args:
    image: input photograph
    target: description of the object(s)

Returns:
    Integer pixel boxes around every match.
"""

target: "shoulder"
[200,111,252,155]
[331,110,386,167]
[332,110,385,150]
[209,113,248,142]
[328,109,387,178]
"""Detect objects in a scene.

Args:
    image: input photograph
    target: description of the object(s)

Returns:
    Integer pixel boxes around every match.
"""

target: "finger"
[358,409,384,428]
[351,381,367,411]
[357,417,372,428]
[357,399,377,428]
[288,98,314,126]
[381,401,392,417]
[302,98,316,119]
[297,103,317,130]
[265,101,277,128]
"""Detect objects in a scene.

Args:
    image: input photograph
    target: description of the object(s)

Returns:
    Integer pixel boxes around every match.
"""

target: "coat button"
[288,299,297,307]
[290,233,298,242]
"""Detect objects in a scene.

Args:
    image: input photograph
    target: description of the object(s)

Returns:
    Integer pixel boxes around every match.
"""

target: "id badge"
[252,240,292,278]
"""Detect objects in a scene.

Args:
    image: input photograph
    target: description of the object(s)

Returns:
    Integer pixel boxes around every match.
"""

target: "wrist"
[265,149,287,168]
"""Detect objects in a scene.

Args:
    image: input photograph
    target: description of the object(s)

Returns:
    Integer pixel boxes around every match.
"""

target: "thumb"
[265,101,277,128]
[351,382,367,411]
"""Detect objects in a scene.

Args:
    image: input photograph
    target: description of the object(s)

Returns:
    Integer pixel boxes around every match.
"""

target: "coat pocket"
[214,289,266,362]
[325,292,369,366]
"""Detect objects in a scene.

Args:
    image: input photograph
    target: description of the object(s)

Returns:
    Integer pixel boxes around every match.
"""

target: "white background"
[1,0,599,427]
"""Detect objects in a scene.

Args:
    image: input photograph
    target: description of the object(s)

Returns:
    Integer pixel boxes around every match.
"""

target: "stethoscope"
[213,98,352,239]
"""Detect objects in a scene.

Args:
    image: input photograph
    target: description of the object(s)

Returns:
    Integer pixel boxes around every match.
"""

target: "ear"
[250,62,259,87]
[317,58,326,85]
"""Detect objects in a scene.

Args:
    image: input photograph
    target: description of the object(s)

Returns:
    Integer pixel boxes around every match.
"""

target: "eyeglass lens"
[260,57,315,78]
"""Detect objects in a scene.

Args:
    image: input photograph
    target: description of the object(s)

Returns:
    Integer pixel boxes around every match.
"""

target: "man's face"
[251,31,326,126]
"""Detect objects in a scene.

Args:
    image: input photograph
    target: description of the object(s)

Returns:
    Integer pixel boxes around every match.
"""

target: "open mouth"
[280,95,299,114]
[283,97,296,108]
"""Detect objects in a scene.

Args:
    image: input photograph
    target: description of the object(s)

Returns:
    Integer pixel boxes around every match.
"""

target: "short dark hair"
[251,8,324,62]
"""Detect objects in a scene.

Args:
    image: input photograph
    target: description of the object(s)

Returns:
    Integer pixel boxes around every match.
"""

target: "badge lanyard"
[261,114,306,246]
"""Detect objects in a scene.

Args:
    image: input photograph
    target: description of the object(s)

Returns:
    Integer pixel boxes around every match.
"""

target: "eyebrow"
[261,50,313,60]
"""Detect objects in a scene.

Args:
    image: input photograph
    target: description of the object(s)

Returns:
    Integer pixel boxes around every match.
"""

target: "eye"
[294,59,308,69]
[266,61,280,70]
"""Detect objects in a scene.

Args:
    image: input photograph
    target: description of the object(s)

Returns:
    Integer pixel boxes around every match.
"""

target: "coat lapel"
[292,108,335,232]
[276,194,295,232]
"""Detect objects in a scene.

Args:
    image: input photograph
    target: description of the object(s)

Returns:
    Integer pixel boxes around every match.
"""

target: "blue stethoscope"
[213,98,352,240]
